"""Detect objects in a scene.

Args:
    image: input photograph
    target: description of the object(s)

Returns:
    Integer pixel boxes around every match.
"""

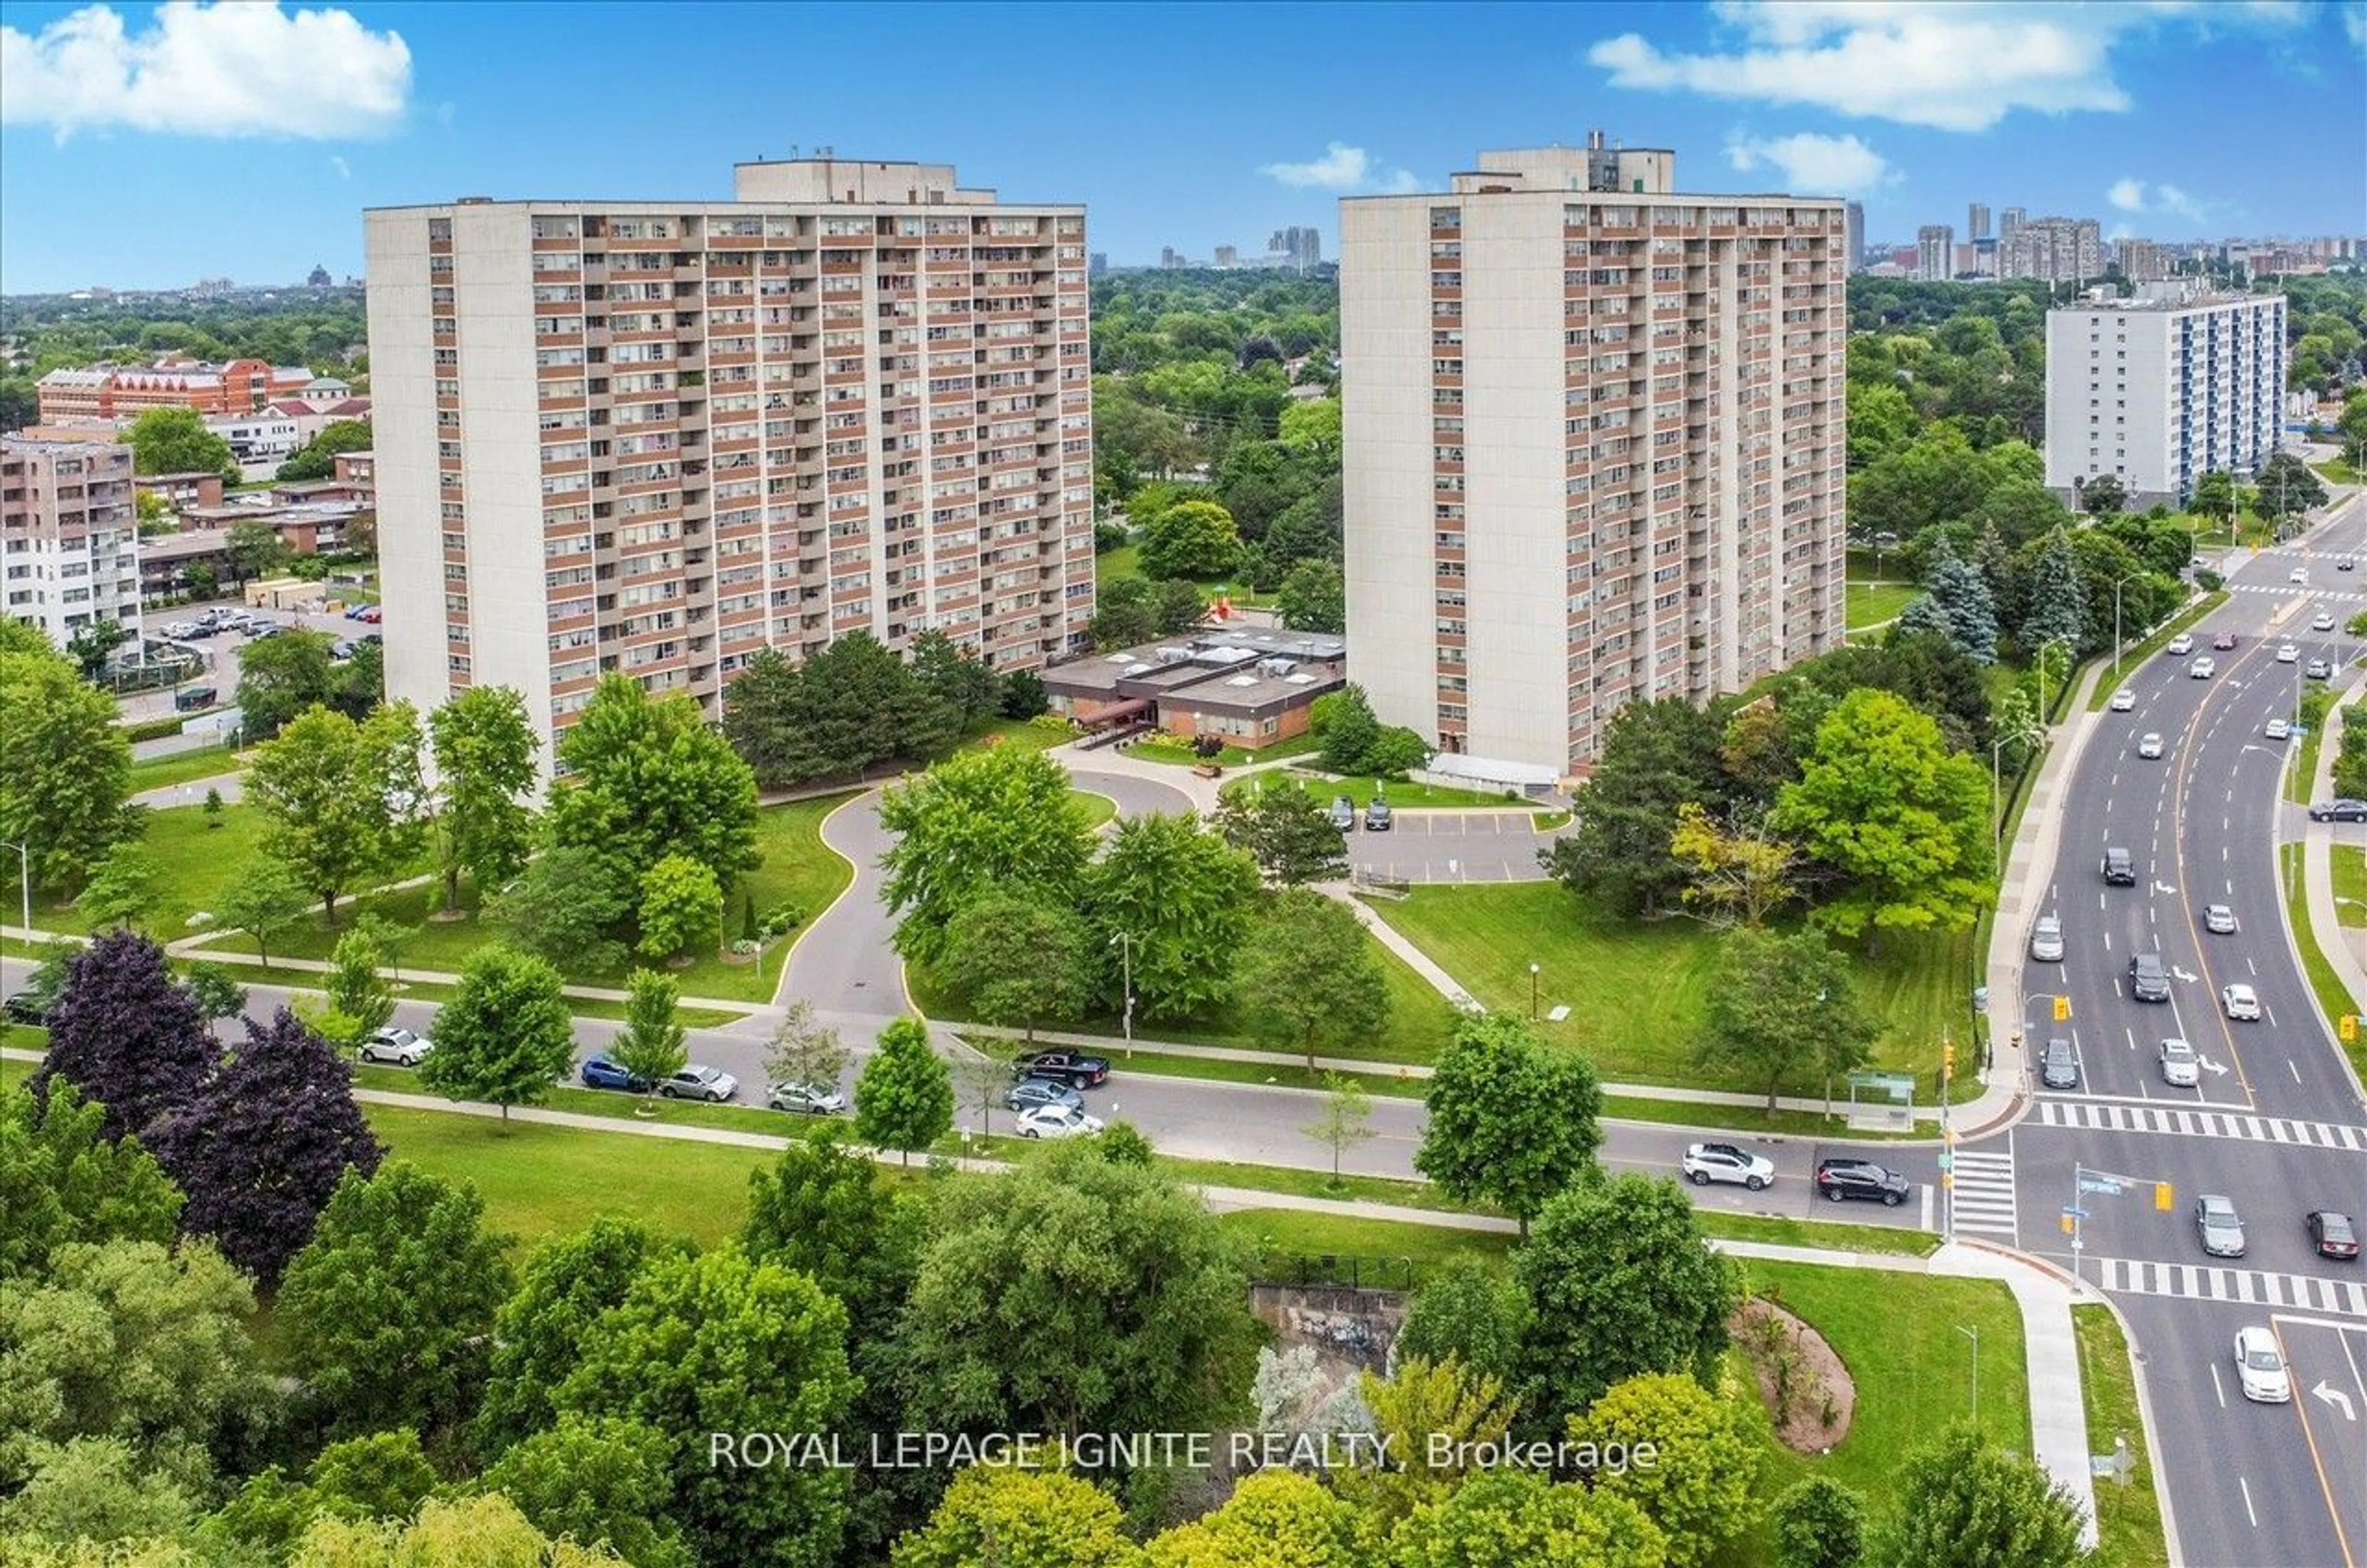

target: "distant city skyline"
[2,1,2364,293]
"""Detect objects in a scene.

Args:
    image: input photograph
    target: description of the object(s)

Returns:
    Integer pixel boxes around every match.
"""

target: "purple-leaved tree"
[33,929,216,1143]
[150,1008,385,1286]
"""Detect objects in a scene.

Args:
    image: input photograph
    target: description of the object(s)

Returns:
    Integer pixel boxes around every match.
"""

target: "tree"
[940,890,1093,1043]
[209,855,310,968]
[1543,696,1727,918]
[1277,557,1346,633]
[286,1493,624,1567]
[1299,1072,1376,1188]
[2253,449,2329,529]
[879,745,1096,965]
[1894,537,1998,664]
[898,1141,1258,1451]
[224,515,292,586]
[741,1133,923,1345]
[1089,574,1159,651]
[2075,472,2127,517]
[1213,779,1349,886]
[1384,1471,1667,1568]
[611,969,689,1101]
[1396,1256,1526,1384]
[493,841,632,974]
[999,668,1049,720]
[482,1414,693,1568]
[1310,683,1383,774]
[428,685,540,914]
[2014,526,2087,655]
[1874,1424,2085,1568]
[332,635,385,719]
[124,407,235,480]
[64,616,131,683]
[1150,574,1209,635]
[1668,802,1801,928]
[1082,812,1261,1021]
[0,1080,182,1281]
[854,1017,954,1164]
[184,558,219,600]
[76,841,157,931]
[0,1239,274,1506]
[898,1466,1145,1568]
[202,786,224,827]
[553,1244,860,1568]
[762,998,851,1099]
[1570,1372,1761,1568]
[319,926,393,1045]
[550,675,761,899]
[234,629,338,737]
[1139,498,1243,579]
[0,645,135,892]
[274,418,374,482]
[1335,1357,1520,1529]
[33,929,216,1144]
[276,1161,515,1443]
[1150,1468,1366,1565]
[636,852,722,962]
[2188,469,2238,525]
[246,701,425,925]
[1237,888,1389,1072]
[473,1216,691,1458]
[1696,928,1879,1112]
[417,946,577,1121]
[147,1007,382,1286]
[1772,1477,1868,1568]
[1513,1174,1741,1431]
[1768,688,1993,950]
[909,628,1002,730]
[1415,1013,1601,1236]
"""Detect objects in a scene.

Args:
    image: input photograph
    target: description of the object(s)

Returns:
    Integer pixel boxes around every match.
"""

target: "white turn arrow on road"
[2172,966,2199,983]
[2313,1381,2357,1421]
[2154,880,2180,895]
[2198,1055,2231,1076]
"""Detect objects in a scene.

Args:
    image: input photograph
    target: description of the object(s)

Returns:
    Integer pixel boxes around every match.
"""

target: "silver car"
[2029,915,2064,963]
[2196,1193,2247,1257]
[1006,1077,1084,1114]
[658,1065,740,1101]
[2202,904,2237,935]
[766,1080,846,1115]
[359,1026,433,1066]
[2157,1037,2200,1088]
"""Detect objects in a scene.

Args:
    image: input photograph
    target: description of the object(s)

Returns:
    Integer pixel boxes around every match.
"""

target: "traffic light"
[2061,1212,2077,1234]
[2155,1183,2174,1211]
[1943,1042,1956,1077]
[2053,995,2071,1023]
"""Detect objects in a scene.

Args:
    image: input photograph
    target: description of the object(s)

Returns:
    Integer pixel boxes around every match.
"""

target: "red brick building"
[38,357,316,422]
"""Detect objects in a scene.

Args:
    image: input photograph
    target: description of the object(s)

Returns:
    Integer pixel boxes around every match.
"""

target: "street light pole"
[1529,962,1540,1021]
[1955,1324,1981,1426]
[1,839,28,941]
[2109,572,2141,685]
[1110,931,1135,1057]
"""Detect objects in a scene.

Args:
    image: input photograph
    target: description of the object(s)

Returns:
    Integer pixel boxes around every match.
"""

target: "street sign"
[2079,1177,2127,1196]
[2062,1205,2091,1220]
[1937,1153,1955,1172]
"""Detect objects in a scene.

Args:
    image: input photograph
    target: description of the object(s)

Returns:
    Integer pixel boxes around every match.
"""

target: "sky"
[1,0,2363,293]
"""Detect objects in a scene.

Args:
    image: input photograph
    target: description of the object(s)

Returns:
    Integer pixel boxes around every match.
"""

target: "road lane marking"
[2085,1257,2367,1317]
[2212,1361,2228,1408]
[2239,1476,2257,1529]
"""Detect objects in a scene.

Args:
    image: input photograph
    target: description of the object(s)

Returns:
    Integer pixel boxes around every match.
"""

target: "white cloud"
[328,154,350,179]
[2344,1,2367,50]
[1259,142,1424,194]
[1723,131,1897,195]
[2105,176,2221,226]
[1589,1,2307,132]
[2107,178,2149,211]
[1,1,412,141]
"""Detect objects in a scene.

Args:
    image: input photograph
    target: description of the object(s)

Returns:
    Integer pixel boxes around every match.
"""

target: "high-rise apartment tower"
[1968,203,1992,242]
[1916,225,1955,280]
[363,157,1095,761]
[1340,136,1847,777]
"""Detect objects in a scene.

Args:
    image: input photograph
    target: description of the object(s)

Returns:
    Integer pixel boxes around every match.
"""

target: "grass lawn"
[1095,541,1275,608]
[126,744,248,795]
[1847,582,1918,632]
[359,1104,774,1253]
[2315,456,2361,486]
[2334,845,2367,925]
[1124,733,1323,769]
[1069,789,1119,830]
[967,717,1074,755]
[1212,1210,1512,1281]
[2278,842,2367,1083]
[196,794,856,1003]
[1240,770,1532,810]
[2072,1304,2169,1568]
[17,802,277,940]
[1372,882,1971,1096]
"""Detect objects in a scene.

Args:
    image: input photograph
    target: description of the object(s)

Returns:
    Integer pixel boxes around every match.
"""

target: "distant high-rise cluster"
[1916,225,1955,281]
[1268,226,1322,270]
[2000,216,2104,283]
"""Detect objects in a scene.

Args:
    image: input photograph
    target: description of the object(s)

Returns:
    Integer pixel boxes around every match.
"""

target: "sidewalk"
[2297,682,2367,1108]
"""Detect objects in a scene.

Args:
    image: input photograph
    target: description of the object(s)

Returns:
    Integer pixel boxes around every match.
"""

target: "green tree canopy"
[427,685,540,913]
[1696,927,1879,1111]
[1139,499,1245,580]
[245,701,425,925]
[879,745,1095,965]
[1236,888,1390,1072]
[0,1081,182,1281]
[896,1465,1145,1568]
[1569,1372,1761,1568]
[1081,811,1261,1021]
[549,674,761,902]
[1542,696,1727,918]
[940,889,1094,1043]
[415,945,577,1121]
[1415,1013,1601,1236]
[1874,1424,2085,1568]
[1213,778,1350,886]
[123,407,235,480]
[853,1017,954,1164]
[0,643,136,892]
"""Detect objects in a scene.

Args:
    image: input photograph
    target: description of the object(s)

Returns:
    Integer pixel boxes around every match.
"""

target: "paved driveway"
[1346,809,1567,884]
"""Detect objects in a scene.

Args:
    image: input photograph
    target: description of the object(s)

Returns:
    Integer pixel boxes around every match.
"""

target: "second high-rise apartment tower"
[1341,138,1847,777]
[364,157,1094,761]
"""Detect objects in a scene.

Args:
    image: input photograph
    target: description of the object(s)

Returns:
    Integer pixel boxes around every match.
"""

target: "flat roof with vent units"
[1042,626,1351,725]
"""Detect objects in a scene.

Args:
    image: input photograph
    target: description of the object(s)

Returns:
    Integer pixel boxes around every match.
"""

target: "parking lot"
[117,601,377,725]
[1343,808,1568,884]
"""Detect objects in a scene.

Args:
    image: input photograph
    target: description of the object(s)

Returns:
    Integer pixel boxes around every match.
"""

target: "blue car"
[579,1054,650,1093]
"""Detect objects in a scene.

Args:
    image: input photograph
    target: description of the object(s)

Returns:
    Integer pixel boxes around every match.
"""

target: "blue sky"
[2,1,2363,292]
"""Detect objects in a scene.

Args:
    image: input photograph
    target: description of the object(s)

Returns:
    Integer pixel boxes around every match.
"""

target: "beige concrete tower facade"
[1341,141,1847,777]
[364,157,1094,761]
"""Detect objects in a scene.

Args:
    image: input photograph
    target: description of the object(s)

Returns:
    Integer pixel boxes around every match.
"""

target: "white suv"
[2166,634,2195,655]
[1682,1141,1775,1191]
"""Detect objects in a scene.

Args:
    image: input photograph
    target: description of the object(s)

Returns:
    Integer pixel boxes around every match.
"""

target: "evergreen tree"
[1899,537,1998,664]
[2017,527,2087,656]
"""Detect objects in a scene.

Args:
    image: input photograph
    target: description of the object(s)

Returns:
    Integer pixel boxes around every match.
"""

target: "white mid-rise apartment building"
[1341,137,1847,778]
[1,436,142,645]
[364,157,1094,762]
[2043,282,2286,509]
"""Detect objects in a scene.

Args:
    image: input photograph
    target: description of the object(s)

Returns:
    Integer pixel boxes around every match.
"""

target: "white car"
[359,1026,433,1066]
[658,1065,739,1101]
[2278,643,2300,663]
[2291,566,2312,584]
[765,1080,847,1115]
[2221,983,2262,1021]
[160,620,199,640]
[2202,904,2238,935]
[2166,634,2196,656]
[2136,733,2164,759]
[2109,688,2136,711]
[1681,1141,1775,1191]
[2233,1326,2291,1404]
[2157,1037,2200,1088]
[2188,656,2215,679]
[1015,1103,1106,1139]
[2313,611,2337,632]
[2267,717,2292,740]
[2029,915,2064,963]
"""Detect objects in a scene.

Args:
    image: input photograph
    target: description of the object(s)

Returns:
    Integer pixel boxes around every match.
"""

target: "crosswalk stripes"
[2035,1100,2367,1150]
[2087,1256,2367,1318]
[2222,581,2366,603]
[1947,1147,2019,1239]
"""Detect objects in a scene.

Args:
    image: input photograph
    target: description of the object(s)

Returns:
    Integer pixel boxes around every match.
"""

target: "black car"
[2,990,46,1025]
[1365,798,1393,831]
[2127,952,2171,1003]
[2308,1211,2361,1260]
[2101,846,2136,885]
[2310,799,2367,823]
[1815,1159,1911,1207]
[2041,1037,2080,1089]
[1011,1050,1110,1088]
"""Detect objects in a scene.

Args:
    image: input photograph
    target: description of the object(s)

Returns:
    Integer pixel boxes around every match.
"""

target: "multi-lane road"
[1997,497,2367,1567]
